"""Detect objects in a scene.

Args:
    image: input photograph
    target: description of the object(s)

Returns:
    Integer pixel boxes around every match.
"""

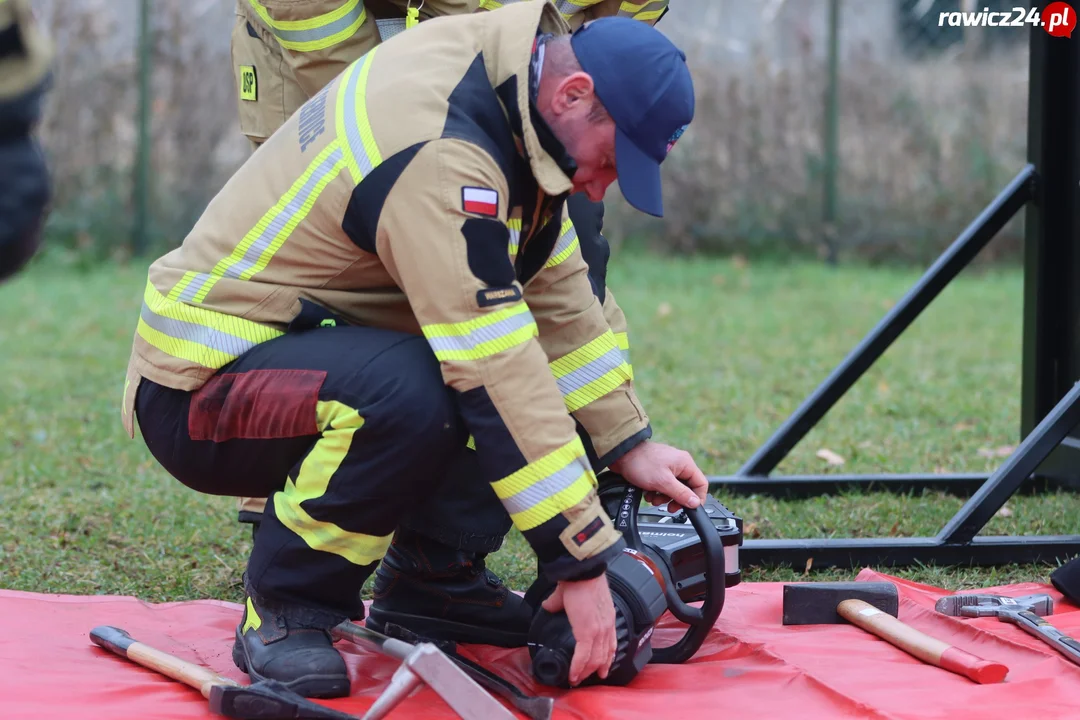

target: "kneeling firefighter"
[224,0,677,653]
[126,3,706,698]
[0,0,52,283]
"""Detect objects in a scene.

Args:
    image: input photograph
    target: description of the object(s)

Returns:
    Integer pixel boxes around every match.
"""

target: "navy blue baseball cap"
[570,17,694,218]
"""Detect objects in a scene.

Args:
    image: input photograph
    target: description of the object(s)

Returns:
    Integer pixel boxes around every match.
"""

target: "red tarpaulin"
[4,569,1080,719]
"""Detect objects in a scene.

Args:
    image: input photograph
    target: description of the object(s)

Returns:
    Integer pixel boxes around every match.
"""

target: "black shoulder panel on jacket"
[462,218,515,287]
[342,142,425,254]
[443,53,516,186]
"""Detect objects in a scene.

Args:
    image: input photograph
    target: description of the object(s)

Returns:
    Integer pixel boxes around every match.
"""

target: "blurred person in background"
[222,0,671,648]
[0,0,52,283]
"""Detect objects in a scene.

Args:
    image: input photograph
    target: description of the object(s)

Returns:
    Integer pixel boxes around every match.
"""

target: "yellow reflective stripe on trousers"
[545,218,579,268]
[549,329,631,412]
[618,0,667,21]
[274,400,393,566]
[614,331,633,380]
[422,303,538,362]
[168,141,346,304]
[138,280,284,369]
[247,0,366,52]
[491,437,596,531]
[335,48,382,184]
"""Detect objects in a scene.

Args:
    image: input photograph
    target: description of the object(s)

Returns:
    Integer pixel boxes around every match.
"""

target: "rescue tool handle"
[613,482,727,665]
[837,600,1009,684]
[90,625,240,699]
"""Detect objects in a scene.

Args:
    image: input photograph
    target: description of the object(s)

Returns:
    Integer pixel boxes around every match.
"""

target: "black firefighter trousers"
[135,195,610,625]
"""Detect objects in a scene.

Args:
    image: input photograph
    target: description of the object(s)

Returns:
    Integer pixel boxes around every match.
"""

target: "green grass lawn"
[1,251,1075,605]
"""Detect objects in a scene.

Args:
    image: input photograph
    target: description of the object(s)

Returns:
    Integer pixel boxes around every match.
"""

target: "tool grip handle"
[91,625,239,699]
[837,600,1008,684]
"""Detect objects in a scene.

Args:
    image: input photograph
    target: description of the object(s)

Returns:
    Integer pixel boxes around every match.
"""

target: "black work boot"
[365,528,532,647]
[232,594,351,699]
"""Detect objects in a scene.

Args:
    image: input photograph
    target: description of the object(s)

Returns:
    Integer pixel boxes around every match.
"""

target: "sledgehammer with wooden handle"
[90,626,356,719]
[782,582,1009,684]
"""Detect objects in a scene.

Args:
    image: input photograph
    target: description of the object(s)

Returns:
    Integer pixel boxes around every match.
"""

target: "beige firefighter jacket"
[124,0,651,581]
[230,0,646,516]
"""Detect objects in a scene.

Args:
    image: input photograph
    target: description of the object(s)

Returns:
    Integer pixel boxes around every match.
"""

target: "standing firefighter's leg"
[135,325,466,699]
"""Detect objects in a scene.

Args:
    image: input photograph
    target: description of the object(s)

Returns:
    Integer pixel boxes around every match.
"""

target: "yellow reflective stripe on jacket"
[422,302,538,362]
[169,142,346,304]
[614,330,633,380]
[274,400,394,566]
[491,437,596,531]
[549,329,631,412]
[507,218,522,260]
[335,48,382,184]
[138,280,284,370]
[545,218,579,268]
[247,0,366,52]
[618,0,667,21]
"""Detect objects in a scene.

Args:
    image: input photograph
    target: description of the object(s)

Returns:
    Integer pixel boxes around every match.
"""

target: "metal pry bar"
[331,622,515,720]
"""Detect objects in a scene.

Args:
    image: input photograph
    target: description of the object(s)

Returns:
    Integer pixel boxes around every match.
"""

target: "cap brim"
[614,127,664,218]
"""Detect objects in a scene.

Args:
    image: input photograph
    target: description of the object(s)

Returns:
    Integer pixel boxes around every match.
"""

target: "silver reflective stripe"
[552,224,577,256]
[554,0,587,15]
[555,347,625,397]
[375,17,407,40]
[343,55,376,174]
[426,308,536,355]
[269,3,364,44]
[178,272,212,303]
[619,0,666,17]
[140,303,258,358]
[227,146,343,280]
[508,228,521,257]
[621,348,632,366]
[180,146,344,301]
[501,456,589,517]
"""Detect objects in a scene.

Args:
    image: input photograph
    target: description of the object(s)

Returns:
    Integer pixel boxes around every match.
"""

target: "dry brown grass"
[609,33,1031,265]
[31,1,1031,266]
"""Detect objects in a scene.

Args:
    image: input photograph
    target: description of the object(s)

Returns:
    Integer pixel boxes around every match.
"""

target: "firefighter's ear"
[550,71,596,117]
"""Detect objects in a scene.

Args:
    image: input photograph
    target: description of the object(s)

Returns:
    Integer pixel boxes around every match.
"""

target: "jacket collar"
[482,1,575,197]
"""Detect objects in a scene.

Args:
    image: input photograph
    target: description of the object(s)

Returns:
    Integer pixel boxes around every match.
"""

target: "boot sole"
[365,608,528,648]
[232,628,351,699]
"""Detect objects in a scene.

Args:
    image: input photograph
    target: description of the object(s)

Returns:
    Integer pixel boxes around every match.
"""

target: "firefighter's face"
[544,73,619,202]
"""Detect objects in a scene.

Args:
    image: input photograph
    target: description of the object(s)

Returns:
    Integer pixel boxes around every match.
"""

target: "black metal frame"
[709,22,1080,569]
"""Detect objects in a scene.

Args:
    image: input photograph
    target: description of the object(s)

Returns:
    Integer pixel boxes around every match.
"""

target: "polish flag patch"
[462,187,499,217]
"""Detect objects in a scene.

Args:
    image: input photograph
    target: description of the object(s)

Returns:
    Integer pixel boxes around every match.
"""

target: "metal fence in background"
[32,0,1033,265]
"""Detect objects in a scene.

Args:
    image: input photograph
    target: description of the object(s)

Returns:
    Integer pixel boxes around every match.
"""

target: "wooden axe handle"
[837,599,1008,684]
[90,626,240,699]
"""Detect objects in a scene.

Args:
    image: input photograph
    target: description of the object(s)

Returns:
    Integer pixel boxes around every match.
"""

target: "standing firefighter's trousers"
[135,323,496,621]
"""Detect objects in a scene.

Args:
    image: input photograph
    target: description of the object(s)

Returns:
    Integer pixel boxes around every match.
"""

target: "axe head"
[782,582,899,625]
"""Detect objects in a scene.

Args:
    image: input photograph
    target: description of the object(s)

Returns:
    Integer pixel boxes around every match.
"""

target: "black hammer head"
[782,581,899,625]
[208,680,357,720]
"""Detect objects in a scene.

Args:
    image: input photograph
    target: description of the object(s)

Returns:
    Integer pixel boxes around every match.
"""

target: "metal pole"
[1021,14,1080,487]
[735,165,1036,477]
[132,0,151,256]
[822,0,840,265]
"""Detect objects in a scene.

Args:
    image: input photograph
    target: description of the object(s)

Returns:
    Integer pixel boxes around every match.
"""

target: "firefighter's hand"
[609,440,709,513]
[541,574,617,686]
